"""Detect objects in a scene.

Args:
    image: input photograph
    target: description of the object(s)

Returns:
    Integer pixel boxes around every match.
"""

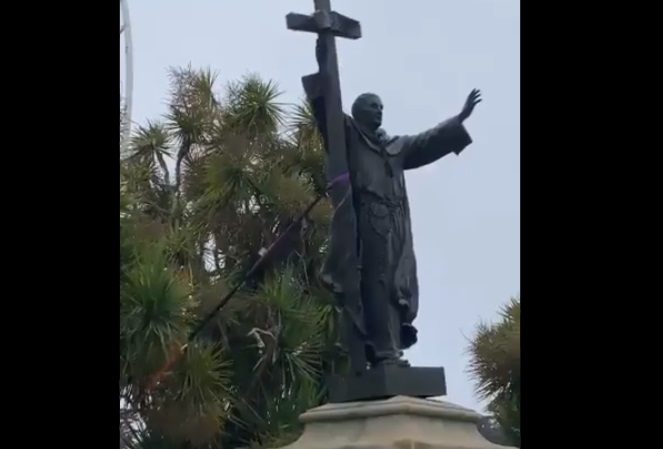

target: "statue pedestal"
[277,395,515,449]
[328,365,446,403]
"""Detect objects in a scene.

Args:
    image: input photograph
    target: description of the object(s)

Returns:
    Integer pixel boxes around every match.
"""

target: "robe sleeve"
[302,72,352,153]
[393,115,473,170]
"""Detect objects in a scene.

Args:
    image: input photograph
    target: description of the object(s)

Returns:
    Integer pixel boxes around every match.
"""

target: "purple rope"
[185,171,351,356]
[326,171,350,190]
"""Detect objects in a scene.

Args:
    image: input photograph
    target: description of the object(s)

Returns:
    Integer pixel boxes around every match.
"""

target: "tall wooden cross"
[286,0,360,180]
[286,1,367,374]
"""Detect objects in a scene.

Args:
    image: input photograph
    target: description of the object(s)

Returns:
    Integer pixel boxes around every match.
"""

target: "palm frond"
[289,99,320,149]
[120,242,193,382]
[128,121,173,185]
[225,74,286,136]
[467,296,520,447]
[121,65,335,447]
[147,343,233,447]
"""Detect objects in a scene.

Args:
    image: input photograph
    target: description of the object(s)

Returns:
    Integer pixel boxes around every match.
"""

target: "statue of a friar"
[305,37,482,368]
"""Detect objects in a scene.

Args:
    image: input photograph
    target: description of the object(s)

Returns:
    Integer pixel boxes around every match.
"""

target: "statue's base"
[275,395,515,449]
[328,365,446,403]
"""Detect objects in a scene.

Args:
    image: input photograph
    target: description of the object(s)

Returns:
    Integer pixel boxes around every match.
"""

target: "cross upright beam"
[286,0,361,179]
[286,1,366,374]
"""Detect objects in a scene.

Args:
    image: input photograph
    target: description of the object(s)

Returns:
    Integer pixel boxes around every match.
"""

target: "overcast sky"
[120,0,520,411]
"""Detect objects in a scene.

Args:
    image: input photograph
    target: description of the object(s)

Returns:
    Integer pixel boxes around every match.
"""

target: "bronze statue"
[287,0,481,401]
[308,37,481,369]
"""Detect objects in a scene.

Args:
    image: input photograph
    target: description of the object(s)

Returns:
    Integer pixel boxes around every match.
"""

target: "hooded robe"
[304,73,473,362]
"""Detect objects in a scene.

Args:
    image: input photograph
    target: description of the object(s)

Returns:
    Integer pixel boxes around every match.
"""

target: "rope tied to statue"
[143,172,351,393]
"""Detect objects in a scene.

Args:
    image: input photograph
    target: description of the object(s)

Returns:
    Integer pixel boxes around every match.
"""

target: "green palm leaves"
[120,67,336,449]
[468,297,521,447]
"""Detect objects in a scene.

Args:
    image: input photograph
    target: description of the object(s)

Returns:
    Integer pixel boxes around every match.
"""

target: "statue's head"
[351,93,383,131]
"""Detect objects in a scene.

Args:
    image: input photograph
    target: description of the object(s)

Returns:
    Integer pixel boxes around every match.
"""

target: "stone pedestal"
[277,395,515,449]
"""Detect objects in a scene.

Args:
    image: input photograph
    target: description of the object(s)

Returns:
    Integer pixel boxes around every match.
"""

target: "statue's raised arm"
[391,89,482,170]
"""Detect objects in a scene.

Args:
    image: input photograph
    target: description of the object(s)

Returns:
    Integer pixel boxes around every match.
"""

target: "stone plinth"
[277,395,515,449]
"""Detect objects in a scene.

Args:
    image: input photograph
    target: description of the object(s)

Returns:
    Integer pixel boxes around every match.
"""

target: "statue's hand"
[458,88,482,122]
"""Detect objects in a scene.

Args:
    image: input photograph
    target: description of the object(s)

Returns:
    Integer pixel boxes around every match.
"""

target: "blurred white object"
[120,0,133,152]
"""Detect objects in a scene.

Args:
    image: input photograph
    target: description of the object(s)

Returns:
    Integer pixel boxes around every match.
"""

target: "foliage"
[120,67,341,449]
[468,297,521,447]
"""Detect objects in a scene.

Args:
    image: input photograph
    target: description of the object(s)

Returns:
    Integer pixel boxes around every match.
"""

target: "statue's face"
[352,93,383,131]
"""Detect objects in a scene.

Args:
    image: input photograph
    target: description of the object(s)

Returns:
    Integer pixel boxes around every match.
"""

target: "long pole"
[120,0,133,152]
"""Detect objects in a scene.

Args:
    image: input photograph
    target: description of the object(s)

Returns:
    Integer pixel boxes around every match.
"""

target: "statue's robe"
[304,73,473,363]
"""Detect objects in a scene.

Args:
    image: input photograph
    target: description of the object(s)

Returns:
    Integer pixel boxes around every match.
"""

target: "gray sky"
[121,0,519,411]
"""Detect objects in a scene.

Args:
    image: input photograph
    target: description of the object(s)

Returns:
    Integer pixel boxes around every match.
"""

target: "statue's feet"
[391,358,410,368]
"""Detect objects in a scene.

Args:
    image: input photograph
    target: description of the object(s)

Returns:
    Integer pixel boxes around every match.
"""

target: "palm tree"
[468,297,521,447]
[120,67,341,449]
